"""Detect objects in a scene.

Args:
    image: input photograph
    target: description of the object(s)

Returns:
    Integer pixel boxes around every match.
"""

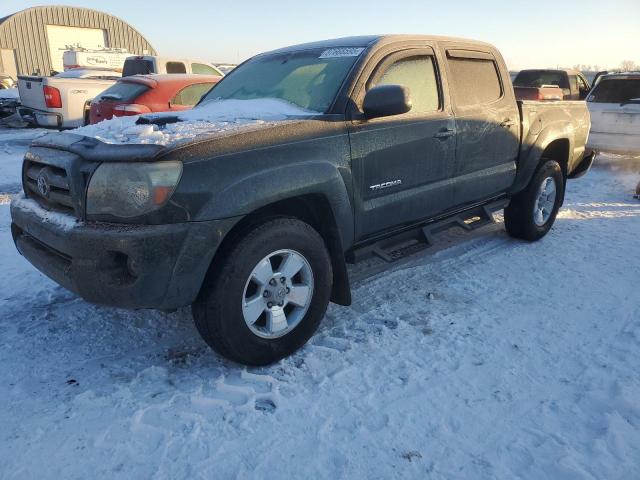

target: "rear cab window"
[513,70,570,89]
[447,50,502,107]
[588,77,640,104]
[166,62,187,74]
[96,82,150,102]
[122,59,154,77]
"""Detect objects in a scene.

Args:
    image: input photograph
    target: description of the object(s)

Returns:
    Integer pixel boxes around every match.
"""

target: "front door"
[443,47,519,207]
[349,48,457,240]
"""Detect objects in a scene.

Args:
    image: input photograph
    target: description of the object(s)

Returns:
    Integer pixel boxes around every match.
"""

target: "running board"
[350,199,508,264]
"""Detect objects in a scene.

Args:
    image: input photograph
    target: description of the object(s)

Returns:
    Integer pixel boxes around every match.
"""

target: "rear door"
[349,46,457,239]
[443,47,519,207]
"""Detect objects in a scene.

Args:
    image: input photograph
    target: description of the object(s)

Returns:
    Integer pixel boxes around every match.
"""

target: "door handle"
[500,119,515,128]
[434,128,455,140]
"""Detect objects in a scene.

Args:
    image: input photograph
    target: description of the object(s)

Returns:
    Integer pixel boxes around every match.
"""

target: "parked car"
[17,68,121,129]
[10,35,593,365]
[89,74,220,124]
[586,72,640,156]
[122,56,224,77]
[513,69,591,100]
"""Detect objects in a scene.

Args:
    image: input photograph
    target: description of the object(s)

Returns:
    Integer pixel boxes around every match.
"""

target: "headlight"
[86,161,182,218]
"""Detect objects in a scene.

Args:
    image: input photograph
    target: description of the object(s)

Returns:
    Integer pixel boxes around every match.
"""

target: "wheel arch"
[511,131,572,195]
[200,193,353,307]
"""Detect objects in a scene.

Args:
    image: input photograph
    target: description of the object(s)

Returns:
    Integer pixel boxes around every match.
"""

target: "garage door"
[46,25,108,73]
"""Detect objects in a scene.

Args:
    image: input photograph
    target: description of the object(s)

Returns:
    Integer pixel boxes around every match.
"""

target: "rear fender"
[511,125,574,194]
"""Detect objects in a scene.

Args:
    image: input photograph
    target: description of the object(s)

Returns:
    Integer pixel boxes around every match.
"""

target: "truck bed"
[517,99,591,179]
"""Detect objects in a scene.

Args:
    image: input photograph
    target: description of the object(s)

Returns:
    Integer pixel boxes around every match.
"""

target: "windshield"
[513,70,569,89]
[588,78,640,104]
[200,47,364,113]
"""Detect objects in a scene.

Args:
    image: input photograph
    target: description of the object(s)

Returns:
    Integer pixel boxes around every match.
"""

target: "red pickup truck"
[89,74,221,124]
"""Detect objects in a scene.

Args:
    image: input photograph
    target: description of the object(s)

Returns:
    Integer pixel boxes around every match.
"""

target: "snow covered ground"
[0,126,639,479]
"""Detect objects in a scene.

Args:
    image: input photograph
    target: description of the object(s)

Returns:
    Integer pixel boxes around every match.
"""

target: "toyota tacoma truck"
[10,35,593,365]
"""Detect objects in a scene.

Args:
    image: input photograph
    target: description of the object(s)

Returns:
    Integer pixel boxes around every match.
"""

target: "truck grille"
[23,152,77,216]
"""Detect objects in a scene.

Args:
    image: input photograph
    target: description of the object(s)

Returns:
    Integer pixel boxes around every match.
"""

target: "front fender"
[195,160,355,250]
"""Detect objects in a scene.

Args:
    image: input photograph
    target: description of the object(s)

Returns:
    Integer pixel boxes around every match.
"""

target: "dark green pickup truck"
[11,35,593,365]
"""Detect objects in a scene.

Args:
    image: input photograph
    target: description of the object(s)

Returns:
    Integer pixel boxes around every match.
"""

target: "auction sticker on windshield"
[319,48,365,58]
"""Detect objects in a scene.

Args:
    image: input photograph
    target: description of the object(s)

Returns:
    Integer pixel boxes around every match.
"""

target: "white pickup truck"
[586,72,640,156]
[17,68,121,129]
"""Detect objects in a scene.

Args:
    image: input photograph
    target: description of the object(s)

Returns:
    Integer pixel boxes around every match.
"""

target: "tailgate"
[17,76,47,110]
[588,102,640,135]
[56,78,117,127]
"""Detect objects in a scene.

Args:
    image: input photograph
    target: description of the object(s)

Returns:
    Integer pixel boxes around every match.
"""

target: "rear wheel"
[192,218,332,365]
[505,159,564,241]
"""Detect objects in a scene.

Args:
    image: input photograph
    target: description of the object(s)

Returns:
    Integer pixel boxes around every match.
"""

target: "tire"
[192,217,333,365]
[505,159,565,241]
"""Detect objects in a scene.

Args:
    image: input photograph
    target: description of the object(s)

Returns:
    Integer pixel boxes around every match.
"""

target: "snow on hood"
[72,98,318,146]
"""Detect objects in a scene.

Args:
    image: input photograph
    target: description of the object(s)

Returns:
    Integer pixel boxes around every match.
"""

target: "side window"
[171,83,215,106]
[448,56,502,107]
[191,63,218,75]
[371,56,440,114]
[166,62,187,74]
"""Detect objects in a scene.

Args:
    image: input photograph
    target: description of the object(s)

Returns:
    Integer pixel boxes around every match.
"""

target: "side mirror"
[363,84,412,119]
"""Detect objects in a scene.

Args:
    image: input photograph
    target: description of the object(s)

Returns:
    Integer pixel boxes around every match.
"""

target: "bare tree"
[620,60,639,72]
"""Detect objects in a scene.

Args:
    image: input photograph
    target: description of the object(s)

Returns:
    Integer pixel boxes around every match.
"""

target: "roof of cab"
[263,34,495,56]
[119,74,221,88]
[600,72,640,79]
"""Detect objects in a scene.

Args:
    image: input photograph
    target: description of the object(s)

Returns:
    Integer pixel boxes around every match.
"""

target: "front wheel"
[505,159,565,241]
[192,218,332,365]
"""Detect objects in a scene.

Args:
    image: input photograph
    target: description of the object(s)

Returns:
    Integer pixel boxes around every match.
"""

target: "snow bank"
[0,88,19,99]
[72,98,317,146]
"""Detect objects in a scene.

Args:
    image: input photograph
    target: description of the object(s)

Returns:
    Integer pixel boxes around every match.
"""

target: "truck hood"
[69,98,319,153]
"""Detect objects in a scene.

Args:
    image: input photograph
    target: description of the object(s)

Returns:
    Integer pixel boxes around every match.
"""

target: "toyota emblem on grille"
[37,171,50,198]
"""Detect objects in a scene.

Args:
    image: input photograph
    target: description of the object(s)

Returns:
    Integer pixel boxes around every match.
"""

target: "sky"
[1,0,639,70]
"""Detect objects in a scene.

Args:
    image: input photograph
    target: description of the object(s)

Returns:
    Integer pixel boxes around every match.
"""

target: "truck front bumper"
[10,195,238,310]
